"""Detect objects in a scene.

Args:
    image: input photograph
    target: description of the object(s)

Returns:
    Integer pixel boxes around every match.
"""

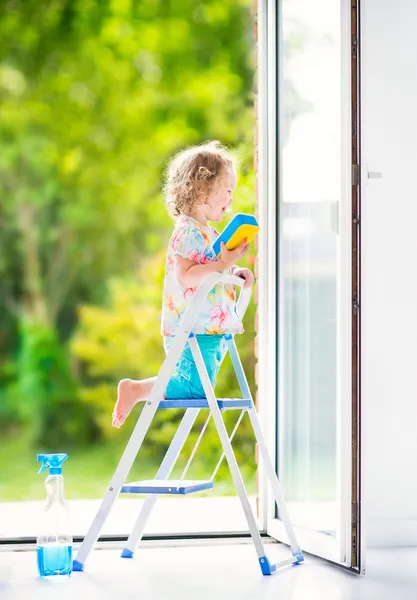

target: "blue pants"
[163,335,227,399]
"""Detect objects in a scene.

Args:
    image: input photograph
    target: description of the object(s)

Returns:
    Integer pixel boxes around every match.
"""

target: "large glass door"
[280,0,342,546]
[257,0,362,570]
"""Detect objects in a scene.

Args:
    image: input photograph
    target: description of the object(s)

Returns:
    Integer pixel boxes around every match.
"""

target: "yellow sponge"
[213,214,259,255]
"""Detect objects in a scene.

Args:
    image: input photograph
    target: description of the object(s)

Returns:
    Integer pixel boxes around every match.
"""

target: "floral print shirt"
[161,214,244,336]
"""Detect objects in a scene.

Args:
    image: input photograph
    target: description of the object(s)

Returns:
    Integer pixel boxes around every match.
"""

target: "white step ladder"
[73,273,303,576]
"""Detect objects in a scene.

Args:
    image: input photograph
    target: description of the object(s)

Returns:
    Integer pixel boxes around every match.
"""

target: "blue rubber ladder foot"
[72,559,84,572]
[121,548,134,559]
[259,556,277,576]
[293,549,305,564]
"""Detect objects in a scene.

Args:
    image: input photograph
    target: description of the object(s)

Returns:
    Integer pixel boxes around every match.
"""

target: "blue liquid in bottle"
[37,545,72,577]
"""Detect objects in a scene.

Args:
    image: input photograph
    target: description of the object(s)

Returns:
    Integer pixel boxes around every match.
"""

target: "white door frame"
[256,0,363,571]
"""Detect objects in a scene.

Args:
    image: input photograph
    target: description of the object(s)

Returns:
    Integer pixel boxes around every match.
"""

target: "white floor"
[0,543,415,600]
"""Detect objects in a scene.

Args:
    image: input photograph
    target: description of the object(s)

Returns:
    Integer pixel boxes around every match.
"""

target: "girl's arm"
[175,239,249,289]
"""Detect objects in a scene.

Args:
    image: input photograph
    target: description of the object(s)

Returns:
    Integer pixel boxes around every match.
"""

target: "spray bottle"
[36,453,72,577]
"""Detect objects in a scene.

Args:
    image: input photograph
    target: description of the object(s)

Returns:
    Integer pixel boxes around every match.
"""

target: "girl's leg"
[112,376,157,428]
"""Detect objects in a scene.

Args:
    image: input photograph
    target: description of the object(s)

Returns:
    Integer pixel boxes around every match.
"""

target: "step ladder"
[73,272,303,576]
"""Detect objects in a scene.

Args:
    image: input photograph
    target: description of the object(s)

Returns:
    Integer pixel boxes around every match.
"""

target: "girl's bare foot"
[112,379,143,428]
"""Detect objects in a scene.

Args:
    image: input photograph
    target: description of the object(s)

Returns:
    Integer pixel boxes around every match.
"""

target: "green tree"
[0,0,254,445]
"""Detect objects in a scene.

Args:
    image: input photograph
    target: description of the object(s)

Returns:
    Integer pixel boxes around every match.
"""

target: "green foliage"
[0,0,254,325]
[15,319,97,448]
[71,250,166,437]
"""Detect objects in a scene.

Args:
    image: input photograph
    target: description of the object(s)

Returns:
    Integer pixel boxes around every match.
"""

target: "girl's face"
[203,167,237,223]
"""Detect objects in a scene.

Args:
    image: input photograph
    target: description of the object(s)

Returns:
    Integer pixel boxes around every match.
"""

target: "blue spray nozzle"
[37,453,68,475]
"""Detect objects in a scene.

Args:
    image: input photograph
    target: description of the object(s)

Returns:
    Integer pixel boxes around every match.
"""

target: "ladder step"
[158,398,252,410]
[121,479,214,495]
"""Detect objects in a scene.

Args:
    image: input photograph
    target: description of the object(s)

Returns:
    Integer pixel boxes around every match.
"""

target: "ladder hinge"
[352,164,360,186]
[353,211,360,225]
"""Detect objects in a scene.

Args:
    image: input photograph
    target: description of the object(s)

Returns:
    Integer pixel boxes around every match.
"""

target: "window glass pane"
[279,0,341,536]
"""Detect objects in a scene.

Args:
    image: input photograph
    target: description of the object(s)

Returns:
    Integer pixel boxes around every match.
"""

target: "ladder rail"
[225,336,302,556]
[73,400,159,569]
[177,410,211,489]
[188,335,267,560]
[248,407,301,555]
[74,326,197,568]
[210,409,246,482]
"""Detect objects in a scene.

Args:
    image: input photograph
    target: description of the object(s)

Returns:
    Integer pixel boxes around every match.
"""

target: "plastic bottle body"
[37,474,72,577]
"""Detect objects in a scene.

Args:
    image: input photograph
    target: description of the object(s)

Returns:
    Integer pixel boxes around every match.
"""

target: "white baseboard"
[366,519,417,547]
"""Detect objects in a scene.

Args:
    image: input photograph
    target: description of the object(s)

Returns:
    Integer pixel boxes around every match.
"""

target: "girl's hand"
[232,267,254,289]
[219,239,249,270]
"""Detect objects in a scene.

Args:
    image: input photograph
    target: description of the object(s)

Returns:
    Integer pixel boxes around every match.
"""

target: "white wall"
[361,0,417,547]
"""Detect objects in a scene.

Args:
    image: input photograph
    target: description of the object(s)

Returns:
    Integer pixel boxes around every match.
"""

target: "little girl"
[112,141,254,428]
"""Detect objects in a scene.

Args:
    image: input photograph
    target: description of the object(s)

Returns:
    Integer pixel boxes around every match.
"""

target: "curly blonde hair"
[163,140,236,218]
